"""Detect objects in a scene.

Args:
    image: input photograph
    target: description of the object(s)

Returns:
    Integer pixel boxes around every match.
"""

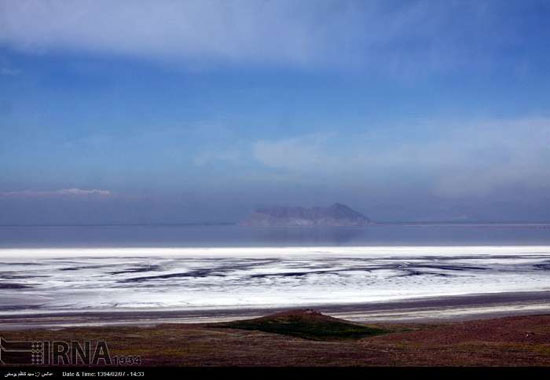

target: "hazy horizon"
[2,0,550,225]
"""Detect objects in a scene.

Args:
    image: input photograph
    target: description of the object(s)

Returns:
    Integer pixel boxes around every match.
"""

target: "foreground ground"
[1,310,550,366]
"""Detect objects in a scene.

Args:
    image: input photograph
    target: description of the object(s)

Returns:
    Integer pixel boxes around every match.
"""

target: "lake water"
[1,224,549,314]
[2,223,550,248]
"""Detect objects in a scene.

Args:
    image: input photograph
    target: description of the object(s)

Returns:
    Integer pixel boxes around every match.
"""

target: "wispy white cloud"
[253,134,334,171]
[251,118,550,198]
[0,0,517,71]
[193,149,243,166]
[0,0,359,67]
[0,188,111,198]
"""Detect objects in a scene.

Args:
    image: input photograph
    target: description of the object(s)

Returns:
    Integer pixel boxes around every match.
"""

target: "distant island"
[241,203,370,227]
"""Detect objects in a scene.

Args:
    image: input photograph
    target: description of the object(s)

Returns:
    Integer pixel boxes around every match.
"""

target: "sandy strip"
[0,290,549,330]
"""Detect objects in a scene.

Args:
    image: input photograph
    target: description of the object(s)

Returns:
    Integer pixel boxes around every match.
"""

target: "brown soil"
[1,311,549,366]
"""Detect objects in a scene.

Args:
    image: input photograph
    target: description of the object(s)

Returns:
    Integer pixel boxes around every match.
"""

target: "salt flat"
[1,246,549,317]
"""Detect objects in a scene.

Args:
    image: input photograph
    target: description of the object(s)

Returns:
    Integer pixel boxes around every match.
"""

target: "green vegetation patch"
[210,310,389,341]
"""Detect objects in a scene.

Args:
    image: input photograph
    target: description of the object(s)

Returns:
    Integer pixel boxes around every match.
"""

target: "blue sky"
[1,0,550,223]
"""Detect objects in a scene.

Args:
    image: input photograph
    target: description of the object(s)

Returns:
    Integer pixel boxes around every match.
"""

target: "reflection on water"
[1,224,550,248]
[250,226,365,245]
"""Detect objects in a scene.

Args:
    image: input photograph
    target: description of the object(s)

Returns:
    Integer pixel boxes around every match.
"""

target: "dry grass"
[2,311,550,366]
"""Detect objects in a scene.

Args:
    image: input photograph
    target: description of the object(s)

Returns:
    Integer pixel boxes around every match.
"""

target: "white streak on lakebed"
[1,246,550,315]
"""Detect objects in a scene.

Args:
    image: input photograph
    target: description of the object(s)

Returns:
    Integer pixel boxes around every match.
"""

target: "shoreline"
[1,244,550,257]
[1,306,550,366]
[1,290,549,330]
